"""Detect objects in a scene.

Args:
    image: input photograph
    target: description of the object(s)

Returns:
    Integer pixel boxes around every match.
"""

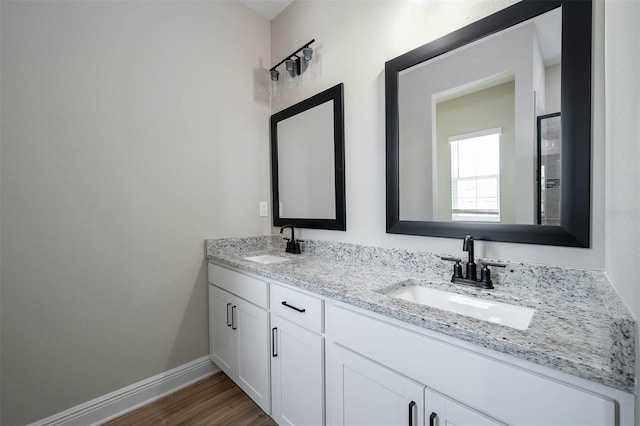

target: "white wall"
[602,1,640,419]
[0,2,271,424]
[604,0,640,321]
[271,0,605,269]
[545,63,561,113]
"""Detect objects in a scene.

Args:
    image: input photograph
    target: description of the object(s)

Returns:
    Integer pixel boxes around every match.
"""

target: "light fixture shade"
[302,47,316,84]
[269,69,280,97]
[301,47,313,73]
[284,59,298,88]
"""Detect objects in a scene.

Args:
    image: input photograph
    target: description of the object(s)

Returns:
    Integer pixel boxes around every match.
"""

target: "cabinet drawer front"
[271,283,324,333]
[208,263,268,308]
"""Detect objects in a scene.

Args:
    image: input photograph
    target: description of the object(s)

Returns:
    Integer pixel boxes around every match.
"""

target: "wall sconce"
[270,69,280,97]
[301,47,313,76]
[269,39,315,96]
[284,58,298,88]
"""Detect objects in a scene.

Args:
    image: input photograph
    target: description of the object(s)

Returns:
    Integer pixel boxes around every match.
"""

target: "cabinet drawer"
[208,263,268,309]
[271,283,324,333]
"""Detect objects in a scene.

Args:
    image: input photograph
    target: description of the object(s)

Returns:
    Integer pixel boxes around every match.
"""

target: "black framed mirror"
[385,0,591,247]
[271,83,346,230]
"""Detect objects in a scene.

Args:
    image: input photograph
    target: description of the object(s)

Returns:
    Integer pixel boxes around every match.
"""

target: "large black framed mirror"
[386,0,591,247]
[271,83,346,230]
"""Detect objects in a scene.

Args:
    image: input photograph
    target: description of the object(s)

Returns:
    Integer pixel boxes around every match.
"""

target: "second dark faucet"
[463,235,477,283]
[441,235,505,289]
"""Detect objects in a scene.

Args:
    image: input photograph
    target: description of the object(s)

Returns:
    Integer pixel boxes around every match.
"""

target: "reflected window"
[450,129,501,222]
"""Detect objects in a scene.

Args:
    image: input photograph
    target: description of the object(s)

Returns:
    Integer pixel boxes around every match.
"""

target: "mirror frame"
[385,0,592,247]
[271,83,346,231]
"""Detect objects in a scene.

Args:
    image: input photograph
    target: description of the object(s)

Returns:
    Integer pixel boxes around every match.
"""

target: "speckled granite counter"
[206,236,635,393]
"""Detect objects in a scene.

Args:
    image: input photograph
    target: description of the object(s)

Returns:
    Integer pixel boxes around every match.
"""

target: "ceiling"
[239,0,293,21]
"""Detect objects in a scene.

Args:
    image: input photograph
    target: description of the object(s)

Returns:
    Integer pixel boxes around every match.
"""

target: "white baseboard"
[30,356,220,426]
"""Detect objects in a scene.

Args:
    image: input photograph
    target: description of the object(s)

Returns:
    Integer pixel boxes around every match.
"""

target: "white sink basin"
[244,254,292,265]
[388,284,535,330]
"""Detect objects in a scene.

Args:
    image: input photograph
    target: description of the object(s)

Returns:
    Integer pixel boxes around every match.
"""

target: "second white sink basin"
[244,254,292,265]
[388,284,535,330]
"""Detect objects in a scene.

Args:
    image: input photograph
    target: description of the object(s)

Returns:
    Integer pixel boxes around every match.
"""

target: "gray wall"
[0,2,271,424]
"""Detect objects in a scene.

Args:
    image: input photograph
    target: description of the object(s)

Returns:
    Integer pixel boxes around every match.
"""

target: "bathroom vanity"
[206,236,635,426]
[208,1,624,424]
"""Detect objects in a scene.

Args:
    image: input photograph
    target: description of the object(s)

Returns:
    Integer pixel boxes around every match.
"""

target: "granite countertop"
[206,236,635,393]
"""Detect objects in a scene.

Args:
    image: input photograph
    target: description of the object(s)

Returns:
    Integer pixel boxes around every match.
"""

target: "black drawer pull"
[429,412,438,426]
[231,305,237,330]
[281,301,306,313]
[272,327,278,357]
[226,303,232,327]
[408,401,416,426]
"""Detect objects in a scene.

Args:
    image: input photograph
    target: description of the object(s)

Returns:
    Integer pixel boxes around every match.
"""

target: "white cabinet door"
[328,344,424,426]
[271,315,324,426]
[208,284,271,414]
[209,285,235,377]
[235,296,271,414]
[425,389,504,426]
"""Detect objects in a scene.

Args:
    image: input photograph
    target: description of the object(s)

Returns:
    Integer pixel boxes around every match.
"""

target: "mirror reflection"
[271,83,346,231]
[537,113,561,225]
[398,7,561,225]
[277,100,336,219]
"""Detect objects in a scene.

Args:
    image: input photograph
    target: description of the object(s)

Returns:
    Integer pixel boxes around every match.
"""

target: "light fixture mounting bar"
[270,39,315,72]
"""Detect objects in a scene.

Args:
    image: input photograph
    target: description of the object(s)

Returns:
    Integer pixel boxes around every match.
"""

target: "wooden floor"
[104,372,276,426]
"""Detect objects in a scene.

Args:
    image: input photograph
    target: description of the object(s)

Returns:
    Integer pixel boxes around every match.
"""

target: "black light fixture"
[269,39,315,96]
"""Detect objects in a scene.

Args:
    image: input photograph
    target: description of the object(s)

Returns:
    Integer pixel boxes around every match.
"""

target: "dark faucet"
[280,224,302,254]
[440,235,505,289]
[463,235,477,283]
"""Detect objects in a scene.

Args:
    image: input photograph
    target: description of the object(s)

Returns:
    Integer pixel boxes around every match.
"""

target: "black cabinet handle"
[231,305,237,330]
[408,401,416,426]
[429,412,438,426]
[281,301,306,313]
[226,303,232,327]
[272,327,278,357]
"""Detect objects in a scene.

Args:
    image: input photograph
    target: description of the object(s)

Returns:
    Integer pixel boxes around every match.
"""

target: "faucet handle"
[440,256,464,280]
[478,259,507,268]
[477,259,506,287]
